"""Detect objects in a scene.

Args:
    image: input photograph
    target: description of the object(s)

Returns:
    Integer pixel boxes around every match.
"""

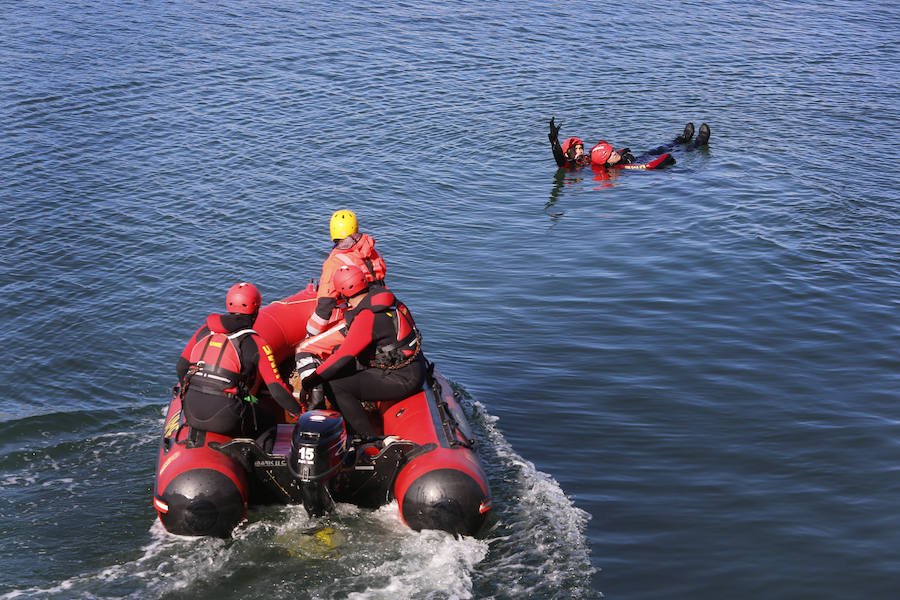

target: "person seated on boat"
[176,282,301,438]
[548,117,710,168]
[305,209,388,338]
[299,265,424,439]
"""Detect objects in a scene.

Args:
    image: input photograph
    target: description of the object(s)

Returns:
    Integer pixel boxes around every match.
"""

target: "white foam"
[1,393,595,599]
[464,398,597,598]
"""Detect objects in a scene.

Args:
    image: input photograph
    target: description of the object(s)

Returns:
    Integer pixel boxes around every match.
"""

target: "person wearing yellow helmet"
[329,209,357,241]
[305,210,388,337]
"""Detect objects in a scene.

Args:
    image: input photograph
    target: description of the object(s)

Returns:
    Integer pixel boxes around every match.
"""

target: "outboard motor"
[288,410,349,517]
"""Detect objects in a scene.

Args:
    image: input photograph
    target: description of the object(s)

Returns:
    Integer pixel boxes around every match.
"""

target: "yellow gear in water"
[313,526,339,546]
[330,209,358,241]
[274,525,346,558]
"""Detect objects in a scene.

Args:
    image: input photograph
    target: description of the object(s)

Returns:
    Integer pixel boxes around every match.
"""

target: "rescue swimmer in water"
[548,117,711,170]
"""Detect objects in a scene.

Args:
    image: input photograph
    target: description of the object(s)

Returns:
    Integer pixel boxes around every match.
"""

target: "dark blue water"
[2,1,899,598]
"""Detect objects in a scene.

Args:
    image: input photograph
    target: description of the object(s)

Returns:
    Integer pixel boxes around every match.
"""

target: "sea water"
[2,1,899,598]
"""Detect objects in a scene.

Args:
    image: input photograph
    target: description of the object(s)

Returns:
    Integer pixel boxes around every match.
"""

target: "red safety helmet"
[590,141,614,165]
[225,282,261,315]
[561,137,584,156]
[332,265,368,299]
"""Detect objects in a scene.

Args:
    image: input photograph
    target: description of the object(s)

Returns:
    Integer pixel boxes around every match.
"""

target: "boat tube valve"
[288,409,349,517]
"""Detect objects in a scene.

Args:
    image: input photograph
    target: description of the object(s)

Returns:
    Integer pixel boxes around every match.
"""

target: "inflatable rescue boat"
[153,285,491,538]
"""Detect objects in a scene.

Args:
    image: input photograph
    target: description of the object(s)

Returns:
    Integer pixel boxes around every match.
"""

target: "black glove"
[301,372,324,391]
[548,117,561,142]
[619,148,635,164]
[307,386,326,410]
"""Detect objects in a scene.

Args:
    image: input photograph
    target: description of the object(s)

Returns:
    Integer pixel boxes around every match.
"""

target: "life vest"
[371,300,421,369]
[186,328,256,398]
[361,293,421,370]
[332,233,387,284]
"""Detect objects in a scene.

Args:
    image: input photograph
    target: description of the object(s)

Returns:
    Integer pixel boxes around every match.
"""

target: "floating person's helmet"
[561,137,584,157]
[590,142,614,165]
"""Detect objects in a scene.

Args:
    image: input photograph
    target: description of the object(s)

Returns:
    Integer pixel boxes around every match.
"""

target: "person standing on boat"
[305,209,388,338]
[176,282,301,437]
[548,117,710,168]
[300,265,424,439]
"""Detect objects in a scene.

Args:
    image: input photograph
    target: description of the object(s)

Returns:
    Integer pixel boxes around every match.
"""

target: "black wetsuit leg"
[239,403,278,438]
[183,391,243,435]
[326,358,426,437]
[640,141,678,158]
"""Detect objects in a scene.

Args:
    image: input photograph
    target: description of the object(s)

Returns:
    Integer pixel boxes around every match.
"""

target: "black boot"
[694,123,710,146]
[674,122,694,144]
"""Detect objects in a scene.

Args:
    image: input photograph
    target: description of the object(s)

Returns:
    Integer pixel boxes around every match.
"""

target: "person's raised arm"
[548,117,567,167]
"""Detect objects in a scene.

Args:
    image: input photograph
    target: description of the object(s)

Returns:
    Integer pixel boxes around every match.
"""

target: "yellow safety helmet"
[329,210,358,241]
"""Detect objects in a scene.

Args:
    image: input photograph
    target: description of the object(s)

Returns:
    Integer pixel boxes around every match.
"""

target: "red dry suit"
[305,232,388,337]
[176,313,299,436]
[306,286,424,437]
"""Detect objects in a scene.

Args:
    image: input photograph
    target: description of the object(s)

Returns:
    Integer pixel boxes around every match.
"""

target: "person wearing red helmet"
[299,265,424,439]
[559,136,589,166]
[176,283,301,437]
[548,117,710,169]
[305,209,388,338]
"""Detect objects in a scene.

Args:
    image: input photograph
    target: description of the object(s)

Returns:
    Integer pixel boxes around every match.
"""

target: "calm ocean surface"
[2,1,899,598]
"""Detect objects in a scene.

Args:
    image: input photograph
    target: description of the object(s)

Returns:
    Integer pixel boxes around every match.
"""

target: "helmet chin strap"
[346,292,366,308]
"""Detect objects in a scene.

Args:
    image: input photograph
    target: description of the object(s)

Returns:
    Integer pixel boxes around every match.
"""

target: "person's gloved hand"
[295,352,319,381]
[307,386,326,410]
[548,117,562,142]
[301,372,324,391]
[618,148,635,163]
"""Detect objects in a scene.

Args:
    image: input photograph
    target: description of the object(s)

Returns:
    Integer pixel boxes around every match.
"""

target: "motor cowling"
[288,410,349,516]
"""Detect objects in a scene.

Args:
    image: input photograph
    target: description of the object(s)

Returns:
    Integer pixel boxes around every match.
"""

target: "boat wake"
[461,387,597,599]
[1,385,596,600]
